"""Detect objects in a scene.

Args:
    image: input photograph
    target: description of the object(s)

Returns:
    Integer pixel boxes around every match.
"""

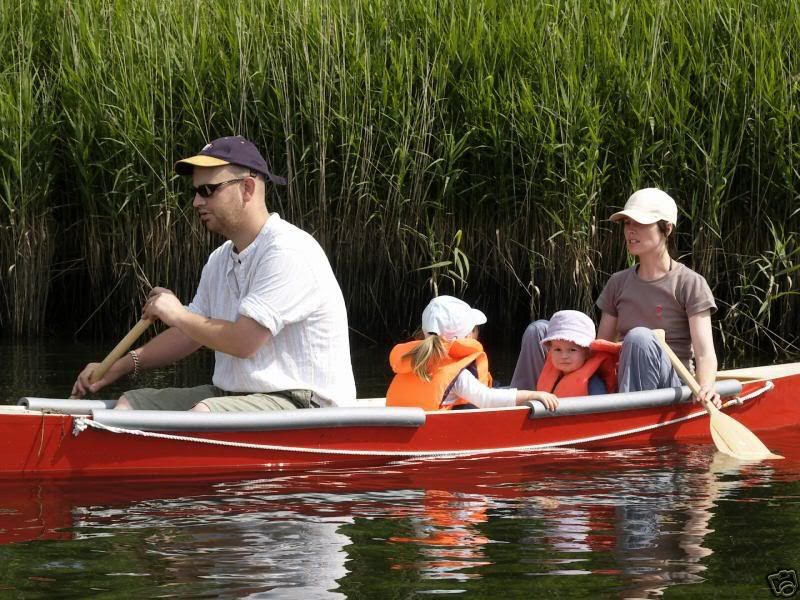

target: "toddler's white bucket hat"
[540,310,596,349]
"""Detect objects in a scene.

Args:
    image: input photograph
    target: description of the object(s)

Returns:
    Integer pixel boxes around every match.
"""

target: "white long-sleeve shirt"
[442,370,517,408]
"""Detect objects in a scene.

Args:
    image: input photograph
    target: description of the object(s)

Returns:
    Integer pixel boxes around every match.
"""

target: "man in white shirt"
[73,136,356,411]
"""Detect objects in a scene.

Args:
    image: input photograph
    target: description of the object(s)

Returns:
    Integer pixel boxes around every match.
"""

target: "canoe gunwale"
[525,380,742,418]
[88,406,427,432]
[67,380,773,460]
[16,380,742,431]
[19,398,117,414]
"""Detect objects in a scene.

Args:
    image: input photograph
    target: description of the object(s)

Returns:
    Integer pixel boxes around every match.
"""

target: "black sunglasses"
[191,178,246,198]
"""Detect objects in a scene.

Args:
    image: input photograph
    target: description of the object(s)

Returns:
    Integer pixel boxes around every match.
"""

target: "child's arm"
[448,370,517,408]
[449,371,559,411]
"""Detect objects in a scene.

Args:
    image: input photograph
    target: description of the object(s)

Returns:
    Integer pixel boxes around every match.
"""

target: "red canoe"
[1,363,798,480]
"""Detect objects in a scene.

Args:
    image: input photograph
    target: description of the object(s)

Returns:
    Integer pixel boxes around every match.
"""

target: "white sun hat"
[609,188,679,225]
[540,310,596,349]
[421,296,487,340]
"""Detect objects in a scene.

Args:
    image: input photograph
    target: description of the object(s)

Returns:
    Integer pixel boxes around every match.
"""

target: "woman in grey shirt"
[512,188,721,408]
[596,188,720,406]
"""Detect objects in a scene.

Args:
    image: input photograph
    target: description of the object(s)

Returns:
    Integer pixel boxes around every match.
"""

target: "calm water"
[1,340,799,598]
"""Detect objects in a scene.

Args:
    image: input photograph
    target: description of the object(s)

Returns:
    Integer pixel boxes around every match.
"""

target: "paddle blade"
[652,328,782,460]
[709,410,783,460]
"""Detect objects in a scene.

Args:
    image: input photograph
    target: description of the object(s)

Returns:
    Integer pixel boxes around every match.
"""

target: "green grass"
[0,0,797,355]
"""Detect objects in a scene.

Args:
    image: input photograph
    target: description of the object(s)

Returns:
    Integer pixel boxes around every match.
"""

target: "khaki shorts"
[122,385,319,412]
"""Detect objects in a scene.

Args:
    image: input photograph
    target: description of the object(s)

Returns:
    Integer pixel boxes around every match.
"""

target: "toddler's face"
[547,339,590,374]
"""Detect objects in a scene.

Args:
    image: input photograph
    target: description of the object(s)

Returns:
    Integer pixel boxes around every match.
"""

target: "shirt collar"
[229,214,280,264]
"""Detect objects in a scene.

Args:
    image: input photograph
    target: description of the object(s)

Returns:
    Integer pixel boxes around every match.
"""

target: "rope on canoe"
[72,418,522,458]
[723,380,774,406]
[71,381,774,458]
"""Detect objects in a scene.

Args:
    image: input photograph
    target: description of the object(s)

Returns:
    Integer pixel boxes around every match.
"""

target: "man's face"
[191,165,248,235]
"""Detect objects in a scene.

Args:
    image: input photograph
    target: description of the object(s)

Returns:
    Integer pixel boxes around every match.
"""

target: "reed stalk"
[0,0,56,336]
[0,0,796,356]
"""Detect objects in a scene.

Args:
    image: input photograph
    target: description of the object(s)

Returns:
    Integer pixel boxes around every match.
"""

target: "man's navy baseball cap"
[175,135,287,185]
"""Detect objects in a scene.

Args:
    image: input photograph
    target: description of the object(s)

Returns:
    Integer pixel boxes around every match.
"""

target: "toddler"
[537,310,619,397]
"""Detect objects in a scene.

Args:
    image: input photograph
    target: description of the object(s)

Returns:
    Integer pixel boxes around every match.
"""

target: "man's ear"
[241,175,257,201]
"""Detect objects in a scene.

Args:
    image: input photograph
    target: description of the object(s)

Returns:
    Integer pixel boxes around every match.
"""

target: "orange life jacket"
[385,338,491,411]
[536,340,621,397]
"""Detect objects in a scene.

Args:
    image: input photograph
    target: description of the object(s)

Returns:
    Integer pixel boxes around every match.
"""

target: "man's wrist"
[128,350,141,379]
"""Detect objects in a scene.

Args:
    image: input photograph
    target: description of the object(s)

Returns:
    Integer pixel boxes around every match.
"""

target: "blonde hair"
[402,335,447,382]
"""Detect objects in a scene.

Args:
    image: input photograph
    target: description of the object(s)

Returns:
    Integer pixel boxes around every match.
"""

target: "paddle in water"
[652,329,782,460]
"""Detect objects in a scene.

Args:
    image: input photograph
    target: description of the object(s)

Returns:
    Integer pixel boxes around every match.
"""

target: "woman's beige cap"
[609,188,678,225]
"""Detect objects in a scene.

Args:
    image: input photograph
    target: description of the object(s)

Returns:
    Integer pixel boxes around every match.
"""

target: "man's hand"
[71,362,102,398]
[70,355,131,399]
[143,287,186,328]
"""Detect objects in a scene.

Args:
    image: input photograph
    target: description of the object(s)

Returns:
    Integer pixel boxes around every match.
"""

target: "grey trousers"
[510,321,682,393]
[510,320,549,390]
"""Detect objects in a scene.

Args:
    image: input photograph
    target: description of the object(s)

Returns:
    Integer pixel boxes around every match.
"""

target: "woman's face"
[622,218,668,257]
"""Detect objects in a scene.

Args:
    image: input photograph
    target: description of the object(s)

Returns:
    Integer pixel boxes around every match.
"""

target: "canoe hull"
[1,373,797,480]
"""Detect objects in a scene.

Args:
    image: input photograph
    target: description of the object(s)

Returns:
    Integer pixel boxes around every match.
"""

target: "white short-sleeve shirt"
[188,214,356,405]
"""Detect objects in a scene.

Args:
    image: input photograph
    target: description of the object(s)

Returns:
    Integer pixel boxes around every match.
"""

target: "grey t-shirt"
[596,262,716,362]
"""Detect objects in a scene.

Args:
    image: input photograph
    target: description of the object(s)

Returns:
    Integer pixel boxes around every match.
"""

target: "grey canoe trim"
[18,379,743,426]
[526,379,742,419]
[18,397,118,414]
[89,406,427,432]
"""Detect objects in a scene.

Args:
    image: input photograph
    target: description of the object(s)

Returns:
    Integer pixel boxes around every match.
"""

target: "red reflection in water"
[0,427,798,596]
[2,427,799,546]
[389,489,492,578]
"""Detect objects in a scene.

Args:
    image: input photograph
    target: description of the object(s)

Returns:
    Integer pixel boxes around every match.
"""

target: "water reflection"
[1,430,798,597]
[141,515,352,599]
[389,490,492,579]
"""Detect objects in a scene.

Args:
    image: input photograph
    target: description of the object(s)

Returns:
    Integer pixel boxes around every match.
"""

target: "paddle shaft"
[89,319,152,384]
[651,329,715,412]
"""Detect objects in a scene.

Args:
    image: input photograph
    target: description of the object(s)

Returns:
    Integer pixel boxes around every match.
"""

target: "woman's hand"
[688,311,721,409]
[695,384,722,409]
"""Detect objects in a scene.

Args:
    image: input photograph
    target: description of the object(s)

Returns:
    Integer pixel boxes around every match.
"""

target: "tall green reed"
[1,0,797,356]
[0,0,56,336]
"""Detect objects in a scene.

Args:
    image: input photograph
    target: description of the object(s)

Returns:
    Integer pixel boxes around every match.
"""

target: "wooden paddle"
[89,318,153,384]
[653,329,782,460]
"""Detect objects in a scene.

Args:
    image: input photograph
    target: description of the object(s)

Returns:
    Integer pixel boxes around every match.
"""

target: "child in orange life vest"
[386,296,559,411]
[536,310,620,397]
